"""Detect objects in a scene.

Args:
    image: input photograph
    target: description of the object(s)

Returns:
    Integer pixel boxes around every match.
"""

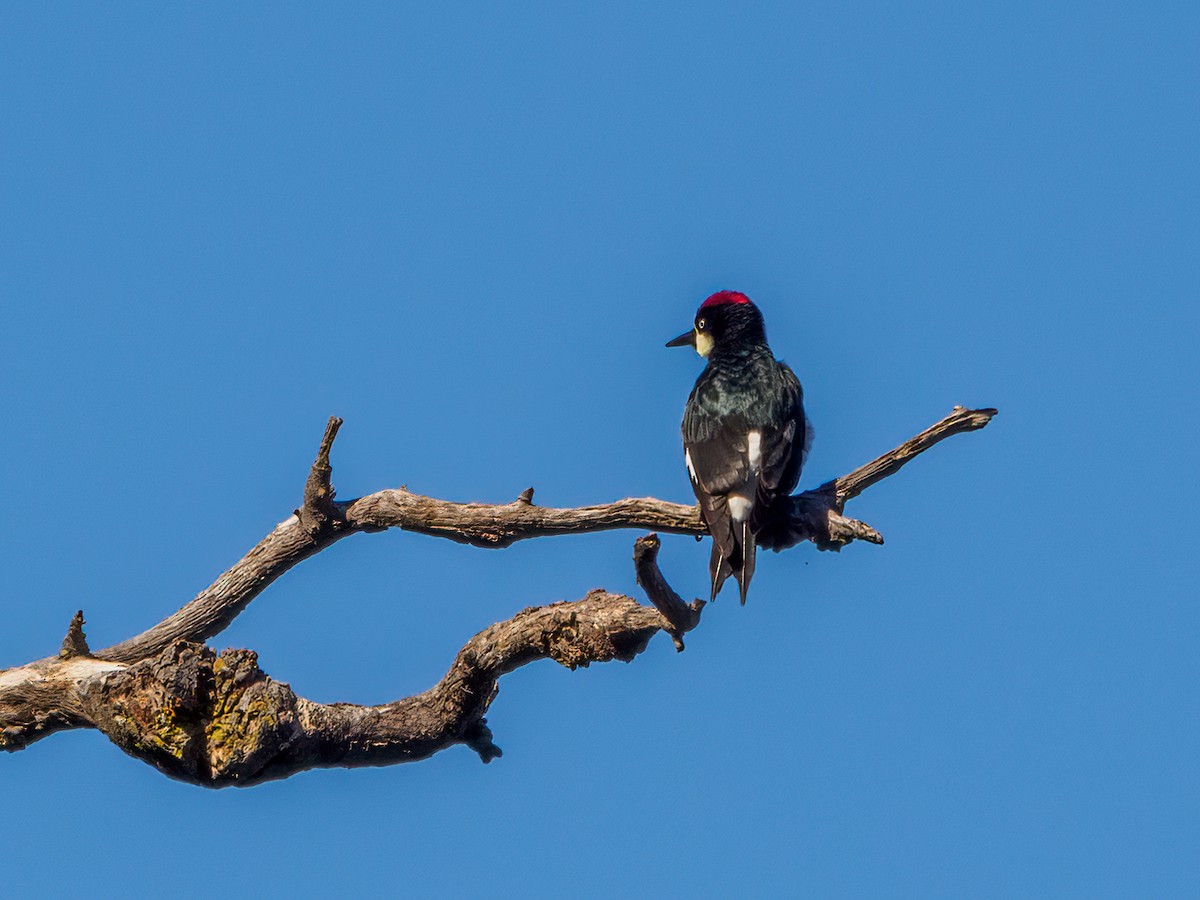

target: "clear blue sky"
[2,3,1196,897]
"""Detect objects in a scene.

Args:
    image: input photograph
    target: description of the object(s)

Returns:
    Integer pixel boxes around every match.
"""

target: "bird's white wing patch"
[728,430,763,525]
[747,430,762,475]
[685,448,697,481]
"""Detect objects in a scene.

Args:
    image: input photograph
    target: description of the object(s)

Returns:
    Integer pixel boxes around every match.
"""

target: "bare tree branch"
[0,405,996,785]
[87,587,671,786]
[833,405,997,505]
[98,406,995,662]
[298,414,343,534]
[1,551,681,782]
[634,534,704,650]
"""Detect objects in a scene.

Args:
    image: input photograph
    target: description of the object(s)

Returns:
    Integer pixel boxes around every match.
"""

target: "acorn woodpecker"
[667,291,810,604]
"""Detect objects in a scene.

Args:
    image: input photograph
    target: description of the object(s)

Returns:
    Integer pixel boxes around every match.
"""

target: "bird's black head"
[665,291,768,359]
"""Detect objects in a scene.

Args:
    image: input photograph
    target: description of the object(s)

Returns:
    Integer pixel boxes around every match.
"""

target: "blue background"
[2,3,1196,897]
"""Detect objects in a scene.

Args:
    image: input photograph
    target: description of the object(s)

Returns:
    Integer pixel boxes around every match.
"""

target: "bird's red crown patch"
[700,290,751,309]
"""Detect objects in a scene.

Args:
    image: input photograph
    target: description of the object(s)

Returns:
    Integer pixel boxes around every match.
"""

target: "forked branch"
[0,406,996,785]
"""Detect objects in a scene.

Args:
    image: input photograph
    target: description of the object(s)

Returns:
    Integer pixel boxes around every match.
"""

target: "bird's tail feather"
[705,495,740,601]
[708,514,757,604]
[736,521,757,605]
[710,543,735,601]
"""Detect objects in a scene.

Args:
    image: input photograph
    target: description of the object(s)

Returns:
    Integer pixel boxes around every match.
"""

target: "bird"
[666,290,810,604]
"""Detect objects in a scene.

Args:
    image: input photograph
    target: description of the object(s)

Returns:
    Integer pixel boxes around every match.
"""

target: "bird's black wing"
[750,363,809,533]
[683,423,751,495]
[748,362,816,547]
[681,386,752,597]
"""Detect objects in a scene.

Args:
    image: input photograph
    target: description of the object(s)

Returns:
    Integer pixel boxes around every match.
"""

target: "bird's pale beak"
[666,329,696,348]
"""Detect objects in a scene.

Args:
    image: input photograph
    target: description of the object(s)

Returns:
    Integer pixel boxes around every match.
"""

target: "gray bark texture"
[0,406,996,787]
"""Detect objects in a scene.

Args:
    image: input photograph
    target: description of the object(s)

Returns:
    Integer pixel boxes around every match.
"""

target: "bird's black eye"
[696,317,707,331]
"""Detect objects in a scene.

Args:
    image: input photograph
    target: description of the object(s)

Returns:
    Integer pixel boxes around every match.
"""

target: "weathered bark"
[78,579,673,786]
[0,406,996,787]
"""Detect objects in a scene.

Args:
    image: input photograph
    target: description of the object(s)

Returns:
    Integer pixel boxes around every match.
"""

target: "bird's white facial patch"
[747,430,762,474]
[728,493,753,524]
[695,331,714,357]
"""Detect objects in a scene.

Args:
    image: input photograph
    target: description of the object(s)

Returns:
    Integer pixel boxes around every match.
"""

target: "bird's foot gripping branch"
[0,406,995,787]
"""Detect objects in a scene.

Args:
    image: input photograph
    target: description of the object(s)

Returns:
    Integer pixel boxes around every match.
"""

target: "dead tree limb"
[0,405,996,786]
